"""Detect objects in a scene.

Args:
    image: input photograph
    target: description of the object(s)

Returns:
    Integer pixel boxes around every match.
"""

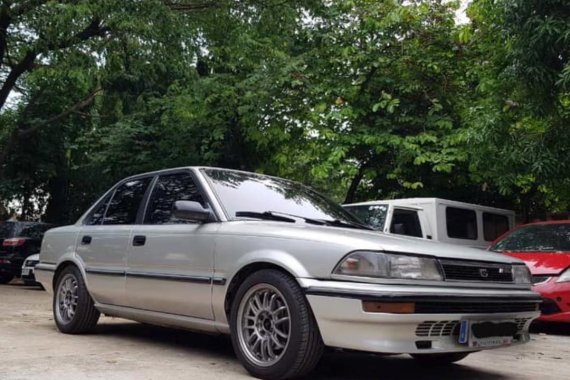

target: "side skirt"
[95,303,230,335]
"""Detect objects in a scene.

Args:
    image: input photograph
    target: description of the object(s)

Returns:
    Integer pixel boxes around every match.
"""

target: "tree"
[465,0,570,219]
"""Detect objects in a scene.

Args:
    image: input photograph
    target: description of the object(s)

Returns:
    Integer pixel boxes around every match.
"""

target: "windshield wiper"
[235,210,371,230]
[235,210,328,225]
[235,211,296,223]
[264,211,328,226]
[317,218,373,230]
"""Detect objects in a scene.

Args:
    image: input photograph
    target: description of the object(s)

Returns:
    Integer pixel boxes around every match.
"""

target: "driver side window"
[145,172,206,224]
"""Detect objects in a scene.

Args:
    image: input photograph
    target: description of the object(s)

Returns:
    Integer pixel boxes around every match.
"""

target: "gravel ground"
[1,281,569,380]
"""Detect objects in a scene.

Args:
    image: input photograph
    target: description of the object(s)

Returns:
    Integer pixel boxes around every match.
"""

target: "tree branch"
[0,50,35,110]
[164,1,219,12]
[0,17,108,111]
[0,3,11,66]
[18,88,103,138]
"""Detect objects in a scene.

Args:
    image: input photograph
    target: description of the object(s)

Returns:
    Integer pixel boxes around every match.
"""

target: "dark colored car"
[0,221,52,284]
[490,221,570,322]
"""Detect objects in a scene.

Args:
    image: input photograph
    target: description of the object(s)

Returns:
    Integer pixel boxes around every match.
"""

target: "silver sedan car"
[36,167,540,379]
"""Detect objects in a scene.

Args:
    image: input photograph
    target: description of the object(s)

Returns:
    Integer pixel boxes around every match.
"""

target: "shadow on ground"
[92,322,507,380]
[530,321,570,336]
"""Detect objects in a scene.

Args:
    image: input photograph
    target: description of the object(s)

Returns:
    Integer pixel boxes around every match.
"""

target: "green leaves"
[2,0,570,222]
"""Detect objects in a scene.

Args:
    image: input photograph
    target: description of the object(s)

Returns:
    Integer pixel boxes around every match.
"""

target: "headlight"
[556,268,570,283]
[513,265,531,284]
[334,251,443,281]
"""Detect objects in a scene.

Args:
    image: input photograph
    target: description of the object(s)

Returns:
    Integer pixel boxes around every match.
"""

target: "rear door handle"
[132,235,146,246]
[81,235,92,245]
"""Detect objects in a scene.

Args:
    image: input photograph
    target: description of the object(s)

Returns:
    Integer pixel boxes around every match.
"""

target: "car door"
[126,170,218,319]
[77,176,153,306]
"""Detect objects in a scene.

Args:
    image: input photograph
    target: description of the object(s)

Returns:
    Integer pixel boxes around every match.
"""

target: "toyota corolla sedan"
[36,167,540,379]
[491,221,570,323]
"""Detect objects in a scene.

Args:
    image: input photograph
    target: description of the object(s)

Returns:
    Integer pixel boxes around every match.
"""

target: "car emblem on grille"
[479,268,489,278]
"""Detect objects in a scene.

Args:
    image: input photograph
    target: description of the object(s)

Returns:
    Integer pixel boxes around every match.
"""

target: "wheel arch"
[52,256,88,291]
[223,261,301,319]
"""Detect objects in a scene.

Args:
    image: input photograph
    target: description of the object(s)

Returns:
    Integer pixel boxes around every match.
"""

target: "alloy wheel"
[236,283,291,367]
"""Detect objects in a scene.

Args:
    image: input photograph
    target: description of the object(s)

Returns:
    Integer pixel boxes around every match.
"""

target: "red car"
[490,221,570,323]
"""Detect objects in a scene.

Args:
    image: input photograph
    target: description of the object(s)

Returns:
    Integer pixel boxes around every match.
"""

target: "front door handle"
[81,235,92,245]
[132,235,146,246]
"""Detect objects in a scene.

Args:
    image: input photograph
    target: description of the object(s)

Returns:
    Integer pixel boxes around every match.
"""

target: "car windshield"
[343,204,388,230]
[491,223,570,252]
[202,169,363,227]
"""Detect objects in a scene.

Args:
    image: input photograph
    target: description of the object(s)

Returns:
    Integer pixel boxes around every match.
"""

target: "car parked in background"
[0,221,52,284]
[36,167,540,380]
[344,198,514,249]
[21,253,41,286]
[491,221,570,323]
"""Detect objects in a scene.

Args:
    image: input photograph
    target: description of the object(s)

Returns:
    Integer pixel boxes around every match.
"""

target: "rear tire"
[410,352,470,365]
[53,266,100,334]
[230,269,324,379]
[0,274,14,284]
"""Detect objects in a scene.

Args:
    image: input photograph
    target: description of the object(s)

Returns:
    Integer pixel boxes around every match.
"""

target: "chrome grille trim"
[439,259,514,283]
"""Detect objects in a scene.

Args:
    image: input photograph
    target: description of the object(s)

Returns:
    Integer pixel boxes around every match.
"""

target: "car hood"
[226,221,521,265]
[502,252,570,275]
[26,253,40,261]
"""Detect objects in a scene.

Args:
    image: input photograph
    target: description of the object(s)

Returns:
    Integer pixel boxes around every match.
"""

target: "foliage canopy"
[0,0,568,223]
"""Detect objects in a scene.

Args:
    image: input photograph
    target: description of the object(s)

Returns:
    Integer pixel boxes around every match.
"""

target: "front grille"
[415,317,533,337]
[416,320,460,337]
[415,301,537,314]
[441,260,513,282]
[531,275,550,285]
[540,298,561,315]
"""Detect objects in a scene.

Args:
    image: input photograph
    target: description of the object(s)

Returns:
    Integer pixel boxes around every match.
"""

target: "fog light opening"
[415,341,432,350]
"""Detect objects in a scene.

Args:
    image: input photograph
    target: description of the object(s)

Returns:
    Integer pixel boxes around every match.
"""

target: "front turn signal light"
[362,301,416,314]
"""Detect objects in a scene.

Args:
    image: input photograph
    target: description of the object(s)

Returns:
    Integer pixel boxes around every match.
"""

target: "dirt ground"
[1,281,570,380]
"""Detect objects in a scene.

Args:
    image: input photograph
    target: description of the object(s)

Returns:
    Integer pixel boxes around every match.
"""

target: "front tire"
[410,352,470,365]
[230,269,324,379]
[53,266,100,334]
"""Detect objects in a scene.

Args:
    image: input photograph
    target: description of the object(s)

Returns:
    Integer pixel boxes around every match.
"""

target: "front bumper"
[533,278,570,323]
[21,265,37,282]
[301,279,540,354]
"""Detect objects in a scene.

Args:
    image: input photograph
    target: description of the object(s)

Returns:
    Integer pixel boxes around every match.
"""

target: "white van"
[343,198,515,249]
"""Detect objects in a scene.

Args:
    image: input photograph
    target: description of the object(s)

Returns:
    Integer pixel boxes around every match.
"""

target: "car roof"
[120,166,304,186]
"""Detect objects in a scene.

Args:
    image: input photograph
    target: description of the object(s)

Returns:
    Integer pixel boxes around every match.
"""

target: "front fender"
[231,249,311,279]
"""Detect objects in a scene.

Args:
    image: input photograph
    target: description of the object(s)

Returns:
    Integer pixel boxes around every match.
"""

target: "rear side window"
[446,207,477,240]
[145,172,206,224]
[390,208,423,238]
[103,178,152,225]
[483,213,510,241]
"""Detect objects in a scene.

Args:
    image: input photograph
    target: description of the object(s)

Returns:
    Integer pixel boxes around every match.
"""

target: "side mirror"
[173,201,212,223]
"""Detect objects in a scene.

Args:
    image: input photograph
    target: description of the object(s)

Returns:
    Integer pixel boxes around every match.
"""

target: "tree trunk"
[44,150,69,224]
[344,164,367,204]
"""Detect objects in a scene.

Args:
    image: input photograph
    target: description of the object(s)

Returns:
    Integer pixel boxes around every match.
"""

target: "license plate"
[21,268,30,276]
[459,320,516,348]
